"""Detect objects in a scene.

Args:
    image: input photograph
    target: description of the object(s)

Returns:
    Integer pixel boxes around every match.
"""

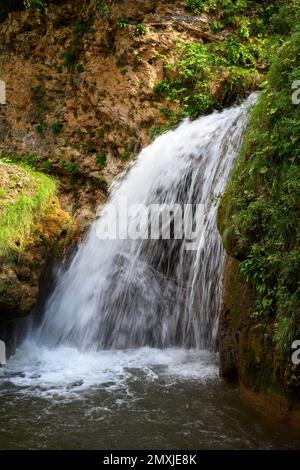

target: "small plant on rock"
[96,0,110,17]
[51,122,63,135]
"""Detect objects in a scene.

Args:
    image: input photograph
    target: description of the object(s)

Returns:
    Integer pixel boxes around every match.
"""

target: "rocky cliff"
[218,0,300,428]
[0,160,72,324]
[2,0,298,429]
[0,0,219,229]
[0,0,263,323]
[0,0,216,323]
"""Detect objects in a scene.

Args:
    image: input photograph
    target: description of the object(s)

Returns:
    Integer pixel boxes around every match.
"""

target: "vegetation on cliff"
[219,0,300,358]
[21,1,282,131]
[0,160,57,257]
[0,160,73,321]
[152,0,282,134]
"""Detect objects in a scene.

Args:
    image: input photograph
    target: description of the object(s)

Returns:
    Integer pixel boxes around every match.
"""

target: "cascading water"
[2,94,299,450]
[33,94,257,352]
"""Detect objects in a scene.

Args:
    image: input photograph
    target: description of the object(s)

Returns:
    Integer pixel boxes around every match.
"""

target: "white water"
[4,342,217,399]
[3,96,256,398]
[2,95,300,451]
[34,94,256,351]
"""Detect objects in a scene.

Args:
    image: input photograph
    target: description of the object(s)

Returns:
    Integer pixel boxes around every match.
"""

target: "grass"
[0,160,58,258]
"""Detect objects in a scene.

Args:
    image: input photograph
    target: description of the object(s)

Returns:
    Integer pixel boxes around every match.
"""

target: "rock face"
[0,161,72,324]
[217,4,300,427]
[2,2,298,430]
[0,199,71,323]
[0,0,213,232]
[219,255,300,429]
[0,0,214,326]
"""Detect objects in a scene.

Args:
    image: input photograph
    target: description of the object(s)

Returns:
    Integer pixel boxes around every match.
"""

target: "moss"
[0,160,61,257]
[218,2,300,417]
[219,0,300,356]
[0,160,74,323]
[63,18,92,68]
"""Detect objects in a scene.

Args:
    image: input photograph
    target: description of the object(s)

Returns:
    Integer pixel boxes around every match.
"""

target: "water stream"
[1,95,299,449]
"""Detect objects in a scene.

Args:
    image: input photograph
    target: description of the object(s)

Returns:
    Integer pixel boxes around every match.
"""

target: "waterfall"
[33,95,256,352]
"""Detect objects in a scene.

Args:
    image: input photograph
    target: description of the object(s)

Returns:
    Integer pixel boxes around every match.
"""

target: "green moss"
[219,0,300,356]
[95,153,107,168]
[63,18,92,68]
[0,161,57,258]
[51,121,63,135]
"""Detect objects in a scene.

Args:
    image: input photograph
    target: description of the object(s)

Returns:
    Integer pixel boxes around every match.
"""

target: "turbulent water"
[33,94,257,351]
[1,95,299,450]
[1,344,299,449]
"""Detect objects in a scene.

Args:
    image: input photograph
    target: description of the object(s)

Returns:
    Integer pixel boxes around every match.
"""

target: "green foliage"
[220,3,300,355]
[35,123,46,135]
[218,37,259,67]
[23,0,49,20]
[75,63,84,74]
[1,153,39,168]
[149,109,187,140]
[60,160,77,175]
[155,1,286,122]
[154,43,214,117]
[95,153,107,168]
[51,121,63,135]
[186,0,271,16]
[117,19,131,29]
[96,0,110,17]
[24,153,38,167]
[0,160,57,257]
[154,38,260,118]
[134,23,147,36]
[63,19,92,68]
[42,161,53,172]
[119,148,132,160]
[24,0,113,19]
[186,0,216,13]
[210,21,223,33]
[63,49,77,68]
[117,19,147,36]
[149,124,173,140]
[97,127,105,139]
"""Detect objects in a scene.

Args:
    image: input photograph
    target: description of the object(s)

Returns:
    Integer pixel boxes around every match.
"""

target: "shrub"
[35,123,46,135]
[219,5,300,355]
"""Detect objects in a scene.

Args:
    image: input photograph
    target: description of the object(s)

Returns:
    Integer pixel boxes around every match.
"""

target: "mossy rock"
[0,160,74,323]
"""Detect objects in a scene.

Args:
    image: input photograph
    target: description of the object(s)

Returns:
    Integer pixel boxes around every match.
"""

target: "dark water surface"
[0,343,299,450]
